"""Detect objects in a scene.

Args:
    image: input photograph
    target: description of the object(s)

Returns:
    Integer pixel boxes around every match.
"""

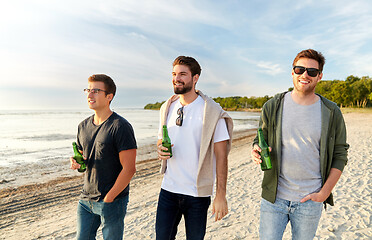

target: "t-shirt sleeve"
[213,118,230,143]
[115,121,137,152]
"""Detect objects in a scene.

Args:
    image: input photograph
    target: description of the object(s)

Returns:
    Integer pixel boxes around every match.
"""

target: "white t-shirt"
[158,96,230,197]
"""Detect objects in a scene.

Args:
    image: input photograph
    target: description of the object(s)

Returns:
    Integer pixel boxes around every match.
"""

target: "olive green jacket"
[253,92,349,206]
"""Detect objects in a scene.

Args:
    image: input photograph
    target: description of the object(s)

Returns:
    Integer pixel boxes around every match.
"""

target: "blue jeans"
[155,189,211,240]
[259,198,323,240]
[76,195,129,240]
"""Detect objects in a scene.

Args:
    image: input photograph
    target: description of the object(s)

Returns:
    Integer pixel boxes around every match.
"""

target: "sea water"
[0,109,259,168]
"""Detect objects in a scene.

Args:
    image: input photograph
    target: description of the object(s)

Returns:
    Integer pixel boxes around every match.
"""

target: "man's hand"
[103,194,115,203]
[70,149,85,170]
[300,191,328,203]
[212,194,228,221]
[301,168,343,203]
[251,144,262,164]
[251,144,272,165]
[157,141,173,160]
[70,157,81,170]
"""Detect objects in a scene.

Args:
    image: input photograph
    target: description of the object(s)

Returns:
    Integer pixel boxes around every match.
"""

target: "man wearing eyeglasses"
[69,74,137,240]
[156,56,234,239]
[251,49,349,240]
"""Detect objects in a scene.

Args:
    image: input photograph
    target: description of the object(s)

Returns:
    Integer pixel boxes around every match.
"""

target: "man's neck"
[179,90,198,106]
[291,90,319,105]
[93,108,113,125]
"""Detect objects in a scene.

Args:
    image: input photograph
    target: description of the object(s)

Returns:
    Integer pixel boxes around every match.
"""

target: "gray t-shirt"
[277,92,322,201]
[77,112,137,201]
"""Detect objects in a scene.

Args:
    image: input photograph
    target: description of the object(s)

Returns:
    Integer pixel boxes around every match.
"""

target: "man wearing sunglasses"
[69,74,137,240]
[156,56,234,239]
[251,49,349,240]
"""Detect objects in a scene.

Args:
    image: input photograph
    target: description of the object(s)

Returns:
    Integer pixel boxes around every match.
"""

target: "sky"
[1,0,372,110]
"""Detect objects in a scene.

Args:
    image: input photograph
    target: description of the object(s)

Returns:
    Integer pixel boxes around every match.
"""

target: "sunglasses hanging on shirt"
[176,106,184,126]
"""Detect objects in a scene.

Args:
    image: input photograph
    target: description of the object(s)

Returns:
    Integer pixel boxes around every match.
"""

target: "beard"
[173,81,193,94]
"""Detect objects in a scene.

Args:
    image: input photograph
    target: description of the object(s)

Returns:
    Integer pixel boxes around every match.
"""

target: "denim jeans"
[155,189,211,240]
[76,195,129,240]
[259,198,323,240]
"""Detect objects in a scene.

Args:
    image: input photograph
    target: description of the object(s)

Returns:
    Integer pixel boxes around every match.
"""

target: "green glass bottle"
[162,125,172,158]
[257,128,272,171]
[72,142,86,172]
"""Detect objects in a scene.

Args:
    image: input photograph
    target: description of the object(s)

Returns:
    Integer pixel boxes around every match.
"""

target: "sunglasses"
[176,106,184,126]
[293,66,320,77]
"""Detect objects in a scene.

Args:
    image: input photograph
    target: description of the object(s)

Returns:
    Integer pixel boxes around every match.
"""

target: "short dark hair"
[293,49,326,73]
[173,56,202,76]
[88,74,116,97]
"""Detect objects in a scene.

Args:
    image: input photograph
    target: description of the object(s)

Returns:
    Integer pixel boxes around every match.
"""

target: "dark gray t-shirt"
[77,112,137,201]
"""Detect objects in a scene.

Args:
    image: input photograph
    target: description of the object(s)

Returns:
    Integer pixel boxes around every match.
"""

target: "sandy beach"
[0,112,371,239]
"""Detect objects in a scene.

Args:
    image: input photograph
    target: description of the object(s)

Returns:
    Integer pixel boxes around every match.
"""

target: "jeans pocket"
[100,198,126,222]
[298,200,323,216]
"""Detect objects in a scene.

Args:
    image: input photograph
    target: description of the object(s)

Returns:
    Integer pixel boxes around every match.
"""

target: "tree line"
[144,101,165,109]
[144,75,372,110]
[315,75,372,108]
[212,96,271,110]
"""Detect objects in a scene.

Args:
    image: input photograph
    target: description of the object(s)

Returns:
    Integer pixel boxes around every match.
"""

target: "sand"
[0,112,371,239]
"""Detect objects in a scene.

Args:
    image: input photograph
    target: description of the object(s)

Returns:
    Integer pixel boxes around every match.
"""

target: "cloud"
[1,0,372,109]
[255,62,284,76]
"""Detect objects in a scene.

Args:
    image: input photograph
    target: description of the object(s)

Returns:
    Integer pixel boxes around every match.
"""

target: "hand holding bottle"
[70,142,87,172]
[157,143,174,160]
[70,156,83,170]
[157,125,173,160]
[251,144,272,164]
[252,128,273,170]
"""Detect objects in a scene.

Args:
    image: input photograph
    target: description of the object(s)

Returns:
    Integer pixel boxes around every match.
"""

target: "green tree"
[353,76,371,107]
[345,75,361,84]
[144,101,165,109]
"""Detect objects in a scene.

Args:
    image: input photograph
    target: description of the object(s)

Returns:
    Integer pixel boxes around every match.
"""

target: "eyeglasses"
[176,106,184,126]
[293,66,320,77]
[83,88,108,94]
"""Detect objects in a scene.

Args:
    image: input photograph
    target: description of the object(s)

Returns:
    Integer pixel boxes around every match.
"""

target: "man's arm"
[212,140,228,221]
[301,108,348,203]
[300,168,342,203]
[103,149,137,203]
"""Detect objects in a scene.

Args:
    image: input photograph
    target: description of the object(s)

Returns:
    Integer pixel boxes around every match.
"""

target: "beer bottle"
[72,142,86,172]
[162,125,172,158]
[257,128,272,171]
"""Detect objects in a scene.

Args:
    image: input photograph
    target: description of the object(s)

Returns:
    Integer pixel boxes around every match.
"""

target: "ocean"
[0,108,259,168]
